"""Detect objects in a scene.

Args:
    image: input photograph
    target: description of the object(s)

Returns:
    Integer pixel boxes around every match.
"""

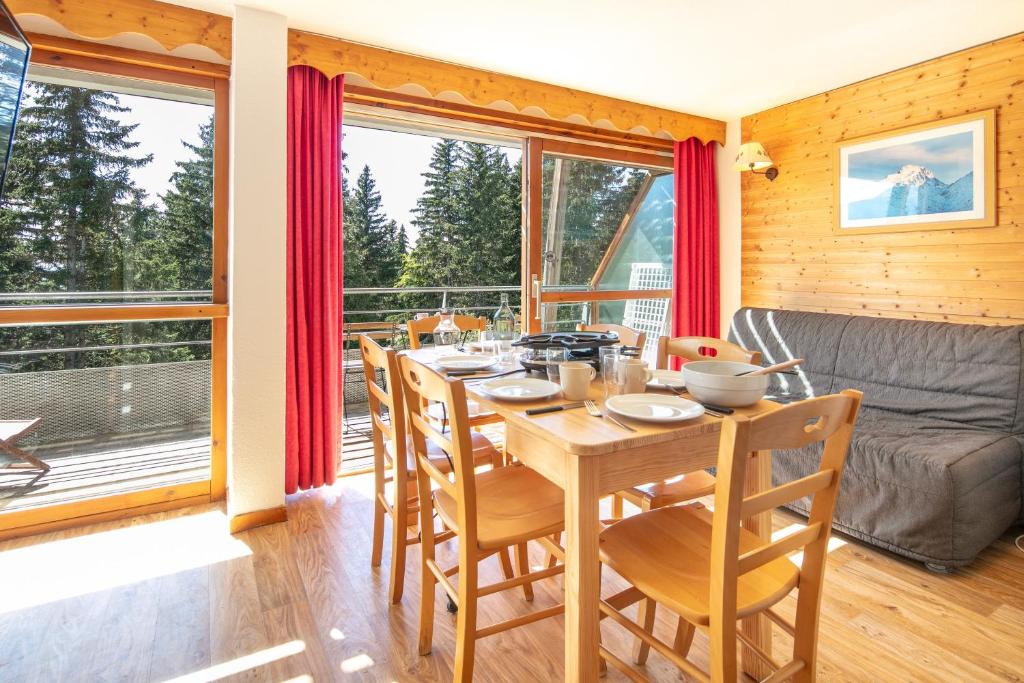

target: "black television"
[0,1,28,197]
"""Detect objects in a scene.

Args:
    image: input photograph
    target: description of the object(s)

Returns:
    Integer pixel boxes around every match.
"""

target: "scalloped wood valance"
[8,0,231,63]
[289,30,726,146]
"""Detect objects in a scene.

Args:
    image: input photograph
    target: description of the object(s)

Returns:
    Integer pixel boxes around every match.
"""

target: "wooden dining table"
[404,348,779,682]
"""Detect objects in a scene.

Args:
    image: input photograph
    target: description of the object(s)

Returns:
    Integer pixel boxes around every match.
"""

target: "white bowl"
[682,361,769,407]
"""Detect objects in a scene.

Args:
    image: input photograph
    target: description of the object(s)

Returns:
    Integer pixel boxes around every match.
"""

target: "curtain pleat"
[286,66,344,494]
[672,137,720,342]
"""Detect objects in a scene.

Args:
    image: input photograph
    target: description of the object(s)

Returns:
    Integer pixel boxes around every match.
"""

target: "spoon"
[738,358,804,376]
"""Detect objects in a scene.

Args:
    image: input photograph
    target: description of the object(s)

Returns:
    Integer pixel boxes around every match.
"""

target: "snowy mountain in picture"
[849,164,973,219]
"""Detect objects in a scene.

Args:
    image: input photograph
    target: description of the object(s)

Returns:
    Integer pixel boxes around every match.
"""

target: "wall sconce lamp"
[734,142,778,181]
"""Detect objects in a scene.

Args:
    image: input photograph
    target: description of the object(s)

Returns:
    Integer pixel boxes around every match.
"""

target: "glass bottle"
[432,310,461,351]
[493,293,516,339]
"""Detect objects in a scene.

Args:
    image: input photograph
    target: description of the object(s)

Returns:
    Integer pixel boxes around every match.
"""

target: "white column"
[716,119,742,339]
[227,6,288,519]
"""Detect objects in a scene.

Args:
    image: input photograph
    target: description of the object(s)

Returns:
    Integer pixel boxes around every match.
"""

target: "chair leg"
[416,480,437,656]
[611,494,624,519]
[632,597,657,665]
[453,549,479,682]
[389,494,408,605]
[673,616,696,657]
[370,493,385,569]
[515,542,535,602]
[546,532,561,569]
[498,547,515,581]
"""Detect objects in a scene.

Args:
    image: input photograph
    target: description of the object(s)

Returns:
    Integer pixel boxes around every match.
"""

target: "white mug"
[616,358,653,394]
[559,361,597,400]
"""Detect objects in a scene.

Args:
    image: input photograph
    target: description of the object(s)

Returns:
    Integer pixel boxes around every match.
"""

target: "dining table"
[403,347,780,682]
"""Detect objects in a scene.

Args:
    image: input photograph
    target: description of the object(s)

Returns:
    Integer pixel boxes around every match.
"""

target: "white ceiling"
[166,0,1024,120]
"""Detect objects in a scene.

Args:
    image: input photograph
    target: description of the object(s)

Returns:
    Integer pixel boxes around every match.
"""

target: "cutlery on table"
[583,399,636,432]
[526,402,585,416]
[452,368,525,380]
[737,358,804,376]
[664,385,732,417]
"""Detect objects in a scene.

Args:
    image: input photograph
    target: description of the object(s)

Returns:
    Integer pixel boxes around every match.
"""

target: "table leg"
[740,448,773,679]
[564,454,601,682]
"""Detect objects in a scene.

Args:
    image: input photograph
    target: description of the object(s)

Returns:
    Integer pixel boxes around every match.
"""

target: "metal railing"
[343,285,520,318]
[0,290,213,303]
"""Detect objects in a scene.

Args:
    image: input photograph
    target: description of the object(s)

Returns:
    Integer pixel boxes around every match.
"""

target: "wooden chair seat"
[387,431,500,474]
[600,504,798,626]
[619,471,717,510]
[434,465,564,550]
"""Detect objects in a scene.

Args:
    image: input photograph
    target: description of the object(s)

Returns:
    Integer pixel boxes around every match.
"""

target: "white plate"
[477,377,561,402]
[605,393,704,423]
[435,354,497,371]
[647,369,687,389]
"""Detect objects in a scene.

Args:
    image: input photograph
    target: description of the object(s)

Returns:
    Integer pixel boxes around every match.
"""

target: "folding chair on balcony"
[342,322,400,435]
[0,419,49,472]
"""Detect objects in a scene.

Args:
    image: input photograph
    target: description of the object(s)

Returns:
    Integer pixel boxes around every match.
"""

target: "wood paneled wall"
[740,32,1024,326]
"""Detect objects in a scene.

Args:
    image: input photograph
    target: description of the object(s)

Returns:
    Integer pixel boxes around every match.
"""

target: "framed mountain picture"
[833,109,995,234]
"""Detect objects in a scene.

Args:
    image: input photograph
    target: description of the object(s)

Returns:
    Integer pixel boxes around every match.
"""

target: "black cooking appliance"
[512,331,637,372]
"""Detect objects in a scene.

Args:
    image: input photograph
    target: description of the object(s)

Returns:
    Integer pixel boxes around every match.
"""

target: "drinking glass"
[545,348,569,384]
[600,346,622,398]
[494,338,514,366]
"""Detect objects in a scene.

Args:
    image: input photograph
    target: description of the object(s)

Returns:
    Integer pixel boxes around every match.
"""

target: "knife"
[526,402,585,416]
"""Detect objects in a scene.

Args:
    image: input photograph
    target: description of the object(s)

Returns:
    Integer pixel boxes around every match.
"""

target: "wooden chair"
[359,335,504,605]
[405,314,503,429]
[609,336,764,519]
[577,322,646,349]
[406,314,487,350]
[399,355,567,682]
[598,390,863,682]
[0,419,48,471]
[342,321,400,434]
[656,335,763,369]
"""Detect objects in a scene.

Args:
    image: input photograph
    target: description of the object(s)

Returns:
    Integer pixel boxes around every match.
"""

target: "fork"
[583,399,636,432]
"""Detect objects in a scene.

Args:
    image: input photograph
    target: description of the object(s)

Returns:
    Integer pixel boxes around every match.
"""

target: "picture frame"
[833,109,996,235]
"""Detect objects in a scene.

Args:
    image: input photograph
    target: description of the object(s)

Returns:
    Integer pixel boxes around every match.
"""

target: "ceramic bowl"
[681,360,769,407]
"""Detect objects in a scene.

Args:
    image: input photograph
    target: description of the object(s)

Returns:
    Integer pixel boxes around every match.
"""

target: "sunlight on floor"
[772,522,847,567]
[0,510,251,614]
[341,653,375,673]
[163,640,306,683]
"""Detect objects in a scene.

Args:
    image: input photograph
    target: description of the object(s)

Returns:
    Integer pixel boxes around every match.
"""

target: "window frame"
[524,138,674,334]
[0,39,229,537]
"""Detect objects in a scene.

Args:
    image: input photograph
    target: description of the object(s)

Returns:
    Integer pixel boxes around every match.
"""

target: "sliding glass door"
[524,139,674,360]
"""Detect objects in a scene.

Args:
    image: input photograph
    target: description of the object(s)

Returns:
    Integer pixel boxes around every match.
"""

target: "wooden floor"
[0,426,210,513]
[0,471,1021,682]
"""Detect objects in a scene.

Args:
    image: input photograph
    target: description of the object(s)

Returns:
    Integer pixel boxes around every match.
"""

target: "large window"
[0,58,226,532]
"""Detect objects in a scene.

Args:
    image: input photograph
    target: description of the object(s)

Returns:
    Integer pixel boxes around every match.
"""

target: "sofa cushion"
[776,408,1023,564]
[831,316,1024,433]
[728,307,852,402]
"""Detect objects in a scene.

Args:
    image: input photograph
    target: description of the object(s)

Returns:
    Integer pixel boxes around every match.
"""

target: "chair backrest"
[345,321,398,345]
[406,315,487,350]
[708,389,862,682]
[656,335,762,370]
[578,322,646,349]
[398,355,480,545]
[359,335,408,488]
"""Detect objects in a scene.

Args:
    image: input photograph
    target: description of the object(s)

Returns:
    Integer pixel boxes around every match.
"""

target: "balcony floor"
[0,426,210,514]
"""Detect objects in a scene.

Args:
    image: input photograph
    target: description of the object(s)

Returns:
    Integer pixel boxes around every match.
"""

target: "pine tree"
[0,83,154,368]
[160,116,214,291]
[400,139,521,314]
[344,164,403,288]
[0,83,152,295]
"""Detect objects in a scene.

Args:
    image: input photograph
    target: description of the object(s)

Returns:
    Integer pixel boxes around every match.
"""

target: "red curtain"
[286,66,344,494]
[672,137,720,341]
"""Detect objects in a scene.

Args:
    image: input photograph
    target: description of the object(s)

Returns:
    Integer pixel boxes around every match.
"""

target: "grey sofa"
[728,307,1024,571]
